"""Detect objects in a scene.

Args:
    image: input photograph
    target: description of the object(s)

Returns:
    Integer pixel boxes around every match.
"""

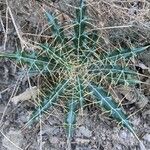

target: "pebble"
[79,126,92,138]
[143,134,150,142]
[2,129,23,150]
[119,130,127,140]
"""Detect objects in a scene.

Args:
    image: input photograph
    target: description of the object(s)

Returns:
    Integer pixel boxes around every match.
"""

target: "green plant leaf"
[102,45,150,62]
[28,79,70,125]
[46,11,65,45]
[88,83,135,133]
[88,64,138,75]
[0,50,54,73]
[88,64,140,85]
[40,44,71,69]
[76,76,84,112]
[0,51,49,65]
[73,0,87,59]
[106,76,142,85]
[65,98,78,141]
[82,30,99,63]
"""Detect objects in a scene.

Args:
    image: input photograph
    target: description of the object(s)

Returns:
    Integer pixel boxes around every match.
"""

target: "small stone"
[114,144,123,150]
[52,128,60,135]
[75,138,90,144]
[19,113,29,123]
[0,93,2,99]
[143,134,150,142]
[101,133,106,140]
[79,126,92,138]
[2,129,23,150]
[119,130,127,140]
[0,104,5,113]
[132,117,141,126]
[51,137,59,144]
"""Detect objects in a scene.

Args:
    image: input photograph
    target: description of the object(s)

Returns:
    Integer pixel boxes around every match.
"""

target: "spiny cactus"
[0,0,149,147]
